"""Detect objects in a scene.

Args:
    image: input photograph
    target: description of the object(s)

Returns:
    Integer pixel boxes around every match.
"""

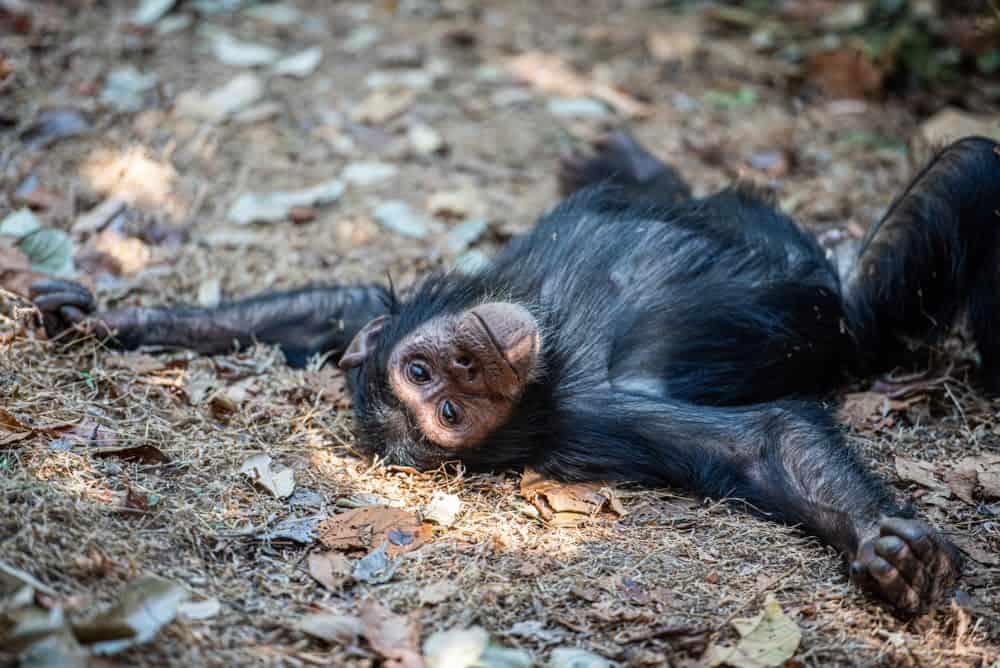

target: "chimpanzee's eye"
[440,399,460,426]
[407,361,431,384]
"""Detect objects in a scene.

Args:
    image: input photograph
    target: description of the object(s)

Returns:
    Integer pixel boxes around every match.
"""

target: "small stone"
[547,96,609,118]
[176,74,264,121]
[445,219,489,254]
[272,47,322,78]
[374,201,429,239]
[408,123,445,155]
[209,32,280,67]
[342,161,399,187]
[100,66,159,112]
[288,206,316,224]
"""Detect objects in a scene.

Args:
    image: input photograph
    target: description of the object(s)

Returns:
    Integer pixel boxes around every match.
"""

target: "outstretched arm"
[846,136,1000,390]
[540,392,960,615]
[31,279,391,367]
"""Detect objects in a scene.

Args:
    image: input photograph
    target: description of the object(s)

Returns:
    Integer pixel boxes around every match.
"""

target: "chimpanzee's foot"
[851,518,962,615]
[558,130,677,196]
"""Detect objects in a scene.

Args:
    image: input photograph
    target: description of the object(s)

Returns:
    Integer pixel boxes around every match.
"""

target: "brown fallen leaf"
[359,598,425,668]
[520,468,623,526]
[0,408,77,435]
[839,392,916,431]
[104,353,169,375]
[297,612,364,645]
[506,51,651,120]
[300,366,352,409]
[91,444,169,465]
[950,534,1000,566]
[894,457,947,492]
[317,505,431,558]
[946,455,1000,504]
[0,241,40,297]
[805,46,884,99]
[308,551,353,590]
[59,418,119,448]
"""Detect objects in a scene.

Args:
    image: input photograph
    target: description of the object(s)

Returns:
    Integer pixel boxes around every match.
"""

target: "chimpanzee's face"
[341,302,540,458]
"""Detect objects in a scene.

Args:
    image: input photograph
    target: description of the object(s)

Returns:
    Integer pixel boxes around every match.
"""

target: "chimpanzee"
[32,132,1000,615]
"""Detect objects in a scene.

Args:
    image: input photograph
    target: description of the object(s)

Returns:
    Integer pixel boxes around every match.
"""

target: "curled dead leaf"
[317,505,431,557]
[240,454,295,499]
[520,468,623,526]
[359,598,425,668]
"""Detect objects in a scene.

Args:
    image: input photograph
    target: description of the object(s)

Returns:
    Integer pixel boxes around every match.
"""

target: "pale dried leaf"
[359,598,425,668]
[74,576,188,655]
[297,613,364,645]
[705,595,801,668]
[308,551,354,590]
[178,598,221,621]
[240,454,295,499]
[894,457,946,492]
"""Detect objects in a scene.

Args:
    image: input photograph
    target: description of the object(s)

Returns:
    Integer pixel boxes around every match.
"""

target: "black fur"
[35,133,999,591]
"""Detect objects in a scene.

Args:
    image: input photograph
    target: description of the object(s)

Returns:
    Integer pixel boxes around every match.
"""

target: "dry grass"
[2,1,999,666]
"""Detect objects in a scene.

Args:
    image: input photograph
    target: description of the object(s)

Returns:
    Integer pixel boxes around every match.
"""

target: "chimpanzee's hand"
[29,279,109,341]
[851,518,962,615]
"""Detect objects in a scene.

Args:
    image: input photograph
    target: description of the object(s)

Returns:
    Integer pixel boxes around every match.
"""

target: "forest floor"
[1,1,999,666]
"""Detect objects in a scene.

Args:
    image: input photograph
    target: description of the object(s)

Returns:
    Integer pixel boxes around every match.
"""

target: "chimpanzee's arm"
[846,136,1000,390]
[542,392,960,614]
[31,279,391,367]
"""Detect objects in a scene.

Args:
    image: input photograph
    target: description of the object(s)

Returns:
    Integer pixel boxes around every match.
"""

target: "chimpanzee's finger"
[875,535,924,592]
[880,518,936,562]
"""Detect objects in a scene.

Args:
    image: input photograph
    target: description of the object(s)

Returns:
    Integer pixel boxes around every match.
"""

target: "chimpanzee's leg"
[845,136,1000,390]
[544,391,961,614]
[559,130,692,205]
[30,280,391,367]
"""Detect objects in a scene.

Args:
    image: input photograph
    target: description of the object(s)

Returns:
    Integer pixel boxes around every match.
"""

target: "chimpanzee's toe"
[851,518,962,615]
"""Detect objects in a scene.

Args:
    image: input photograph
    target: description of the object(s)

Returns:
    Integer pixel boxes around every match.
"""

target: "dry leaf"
[950,535,1000,566]
[805,47,884,99]
[240,454,295,499]
[359,599,425,668]
[317,505,431,557]
[0,240,38,297]
[353,541,398,584]
[520,468,623,526]
[506,51,651,119]
[947,455,1000,504]
[297,613,364,645]
[91,445,169,465]
[418,580,458,606]
[422,492,461,527]
[705,595,801,668]
[178,598,221,621]
[73,576,187,655]
[894,457,946,492]
[308,551,353,590]
[353,88,415,125]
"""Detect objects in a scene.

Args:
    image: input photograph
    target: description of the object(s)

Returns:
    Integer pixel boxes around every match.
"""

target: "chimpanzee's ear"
[339,315,389,370]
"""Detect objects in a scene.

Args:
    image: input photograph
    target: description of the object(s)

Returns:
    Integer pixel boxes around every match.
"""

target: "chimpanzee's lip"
[470,311,520,381]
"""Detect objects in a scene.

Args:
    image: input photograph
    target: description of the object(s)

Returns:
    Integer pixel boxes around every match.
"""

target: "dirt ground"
[1,1,999,666]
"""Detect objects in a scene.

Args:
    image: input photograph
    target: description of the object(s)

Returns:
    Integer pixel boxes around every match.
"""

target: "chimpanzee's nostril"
[456,355,472,367]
